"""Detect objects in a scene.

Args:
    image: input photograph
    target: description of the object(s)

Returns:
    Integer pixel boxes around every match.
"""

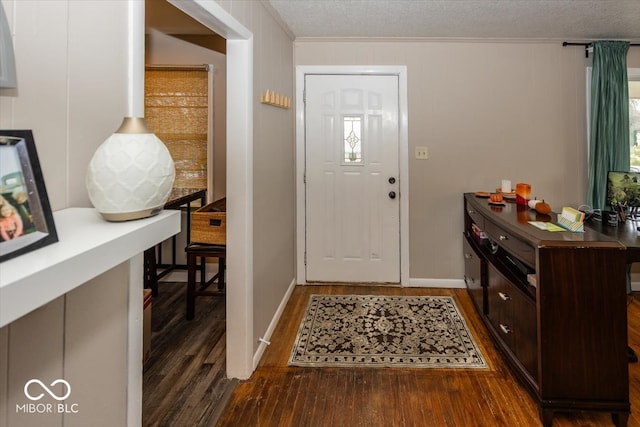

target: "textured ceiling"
[267,0,640,41]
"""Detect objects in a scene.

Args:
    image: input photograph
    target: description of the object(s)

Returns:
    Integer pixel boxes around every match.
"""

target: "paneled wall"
[0,0,129,210]
[295,40,640,282]
[0,264,130,427]
[0,0,132,425]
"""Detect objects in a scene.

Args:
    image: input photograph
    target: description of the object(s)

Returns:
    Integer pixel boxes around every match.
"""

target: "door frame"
[295,65,409,286]
[167,0,254,380]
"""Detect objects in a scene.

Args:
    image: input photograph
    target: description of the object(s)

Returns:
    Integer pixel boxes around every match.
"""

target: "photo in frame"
[0,130,58,262]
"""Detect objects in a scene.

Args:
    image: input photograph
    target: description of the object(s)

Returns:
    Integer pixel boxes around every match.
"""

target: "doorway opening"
[152,0,254,381]
[143,2,233,423]
[140,0,254,422]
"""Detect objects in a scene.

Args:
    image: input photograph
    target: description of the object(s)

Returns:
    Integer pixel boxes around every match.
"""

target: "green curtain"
[587,40,630,211]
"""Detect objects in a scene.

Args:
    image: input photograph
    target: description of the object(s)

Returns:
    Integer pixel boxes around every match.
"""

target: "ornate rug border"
[288,294,488,369]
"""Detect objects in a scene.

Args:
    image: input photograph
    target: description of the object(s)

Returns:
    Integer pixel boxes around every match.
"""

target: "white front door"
[305,74,400,283]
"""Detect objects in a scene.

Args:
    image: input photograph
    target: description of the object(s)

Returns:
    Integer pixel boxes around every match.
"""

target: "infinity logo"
[24,379,71,401]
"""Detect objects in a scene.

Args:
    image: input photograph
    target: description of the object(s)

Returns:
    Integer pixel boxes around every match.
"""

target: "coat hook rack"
[260,89,291,109]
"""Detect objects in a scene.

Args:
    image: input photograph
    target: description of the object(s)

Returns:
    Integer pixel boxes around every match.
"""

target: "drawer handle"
[468,209,476,214]
[499,324,512,334]
[499,235,509,241]
[464,252,472,259]
[498,292,511,301]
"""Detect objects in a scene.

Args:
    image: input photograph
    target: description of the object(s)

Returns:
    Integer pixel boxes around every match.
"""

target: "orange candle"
[515,183,531,205]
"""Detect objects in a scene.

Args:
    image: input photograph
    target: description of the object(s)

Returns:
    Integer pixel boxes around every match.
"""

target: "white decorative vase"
[86,117,175,221]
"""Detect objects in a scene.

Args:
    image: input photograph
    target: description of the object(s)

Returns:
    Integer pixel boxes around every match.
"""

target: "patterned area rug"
[289,295,487,369]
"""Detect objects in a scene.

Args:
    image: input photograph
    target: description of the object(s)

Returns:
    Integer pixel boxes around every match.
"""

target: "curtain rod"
[562,41,640,58]
[145,64,210,72]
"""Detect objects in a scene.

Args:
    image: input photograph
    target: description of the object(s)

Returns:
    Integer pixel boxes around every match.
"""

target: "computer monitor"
[606,170,640,219]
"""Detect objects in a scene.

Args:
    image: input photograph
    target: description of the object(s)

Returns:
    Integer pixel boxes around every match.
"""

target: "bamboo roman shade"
[145,68,209,190]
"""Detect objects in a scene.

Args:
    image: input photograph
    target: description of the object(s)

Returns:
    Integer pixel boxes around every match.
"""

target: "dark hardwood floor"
[142,281,236,427]
[143,282,640,426]
[218,285,640,427]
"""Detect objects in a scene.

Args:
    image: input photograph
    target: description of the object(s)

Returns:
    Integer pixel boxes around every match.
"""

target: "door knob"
[388,177,396,184]
[389,191,396,199]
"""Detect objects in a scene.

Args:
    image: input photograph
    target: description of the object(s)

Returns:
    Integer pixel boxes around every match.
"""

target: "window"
[342,115,363,164]
[145,67,210,190]
[587,67,640,172]
[630,70,640,171]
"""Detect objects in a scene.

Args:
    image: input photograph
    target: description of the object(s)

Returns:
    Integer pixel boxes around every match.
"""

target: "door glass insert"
[343,116,363,164]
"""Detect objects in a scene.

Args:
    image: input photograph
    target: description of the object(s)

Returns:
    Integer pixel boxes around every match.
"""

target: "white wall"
[215,0,296,355]
[295,40,640,282]
[0,0,133,425]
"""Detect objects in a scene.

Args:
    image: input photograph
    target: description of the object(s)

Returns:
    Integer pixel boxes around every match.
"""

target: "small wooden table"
[144,188,206,295]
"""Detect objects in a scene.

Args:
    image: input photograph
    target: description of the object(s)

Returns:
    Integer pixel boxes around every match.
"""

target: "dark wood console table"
[587,217,640,361]
[586,217,640,264]
[144,188,206,295]
[463,193,630,426]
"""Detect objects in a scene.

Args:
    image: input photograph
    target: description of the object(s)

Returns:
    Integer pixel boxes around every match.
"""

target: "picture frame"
[0,130,58,262]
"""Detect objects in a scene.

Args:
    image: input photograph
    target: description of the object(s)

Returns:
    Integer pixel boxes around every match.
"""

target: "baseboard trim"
[253,277,297,369]
[407,278,466,288]
[409,278,640,291]
[160,271,188,282]
[158,263,219,283]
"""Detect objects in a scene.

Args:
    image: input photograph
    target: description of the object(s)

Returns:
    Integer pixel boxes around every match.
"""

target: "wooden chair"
[185,243,226,320]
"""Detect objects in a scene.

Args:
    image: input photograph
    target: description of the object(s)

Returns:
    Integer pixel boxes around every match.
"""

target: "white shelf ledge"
[0,207,180,328]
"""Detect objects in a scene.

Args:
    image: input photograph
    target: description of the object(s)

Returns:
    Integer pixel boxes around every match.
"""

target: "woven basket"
[191,198,226,245]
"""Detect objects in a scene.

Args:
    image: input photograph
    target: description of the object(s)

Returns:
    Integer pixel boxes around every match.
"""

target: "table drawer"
[484,220,535,267]
[487,264,537,378]
[465,204,485,230]
[463,235,485,313]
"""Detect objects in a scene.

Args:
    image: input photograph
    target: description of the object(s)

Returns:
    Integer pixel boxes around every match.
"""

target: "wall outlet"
[415,146,428,160]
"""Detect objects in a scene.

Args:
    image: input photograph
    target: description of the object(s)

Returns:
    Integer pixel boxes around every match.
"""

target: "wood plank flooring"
[142,281,640,426]
[142,281,236,427]
[217,285,640,427]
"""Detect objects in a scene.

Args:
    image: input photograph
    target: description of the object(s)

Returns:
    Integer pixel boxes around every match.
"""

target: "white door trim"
[295,65,409,286]
[167,0,254,380]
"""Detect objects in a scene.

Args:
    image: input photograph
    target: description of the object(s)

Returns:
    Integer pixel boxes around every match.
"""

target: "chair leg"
[144,247,158,296]
[218,257,226,290]
[187,251,197,320]
[199,255,206,288]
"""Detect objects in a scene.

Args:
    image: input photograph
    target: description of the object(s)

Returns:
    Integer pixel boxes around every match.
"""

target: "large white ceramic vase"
[86,117,175,221]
